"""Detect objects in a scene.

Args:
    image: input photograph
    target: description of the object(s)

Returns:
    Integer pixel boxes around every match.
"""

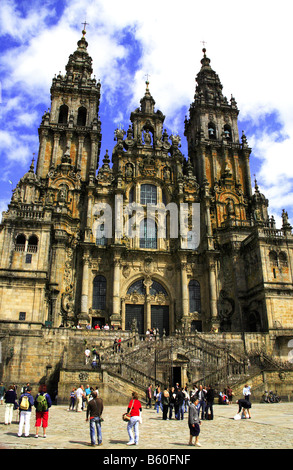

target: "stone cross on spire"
[81,21,89,36]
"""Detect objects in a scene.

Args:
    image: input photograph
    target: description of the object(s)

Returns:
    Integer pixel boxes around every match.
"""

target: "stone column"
[80,251,90,325]
[77,134,85,170]
[112,258,121,318]
[146,296,151,332]
[144,276,153,331]
[90,133,98,172]
[208,260,219,327]
[51,131,60,168]
[121,298,125,330]
[36,128,49,178]
[244,153,252,197]
[181,262,189,326]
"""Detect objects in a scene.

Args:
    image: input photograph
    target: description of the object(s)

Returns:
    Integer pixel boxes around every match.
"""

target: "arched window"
[92,275,106,310]
[140,184,157,205]
[15,234,26,252]
[58,104,69,124]
[96,223,107,246]
[129,187,134,204]
[269,251,278,266]
[27,235,38,253]
[208,122,216,139]
[127,279,146,295]
[279,252,288,267]
[224,124,232,141]
[189,280,201,313]
[77,106,87,126]
[140,218,157,249]
[150,281,168,296]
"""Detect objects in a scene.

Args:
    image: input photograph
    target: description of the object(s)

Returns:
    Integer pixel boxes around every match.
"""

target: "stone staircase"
[59,330,293,404]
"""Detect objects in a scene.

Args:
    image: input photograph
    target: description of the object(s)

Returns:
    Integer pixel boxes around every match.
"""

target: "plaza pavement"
[1,401,293,451]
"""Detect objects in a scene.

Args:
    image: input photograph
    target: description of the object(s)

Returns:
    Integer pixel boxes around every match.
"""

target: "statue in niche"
[125,163,133,178]
[58,185,67,204]
[45,190,55,205]
[163,166,171,181]
[226,198,235,218]
[143,129,152,145]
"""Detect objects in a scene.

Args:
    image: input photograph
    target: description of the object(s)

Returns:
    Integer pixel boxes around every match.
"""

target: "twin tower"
[0,28,292,357]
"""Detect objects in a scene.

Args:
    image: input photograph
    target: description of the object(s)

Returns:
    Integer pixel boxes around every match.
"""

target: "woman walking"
[188,395,202,447]
[125,391,142,446]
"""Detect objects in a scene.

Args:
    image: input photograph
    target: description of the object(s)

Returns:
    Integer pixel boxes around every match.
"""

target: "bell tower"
[185,48,253,232]
[36,27,102,182]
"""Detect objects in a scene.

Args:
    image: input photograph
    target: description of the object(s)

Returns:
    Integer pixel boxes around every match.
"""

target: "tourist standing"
[175,387,185,420]
[75,385,85,412]
[197,385,207,420]
[85,384,91,405]
[188,395,201,447]
[126,391,142,446]
[183,386,190,413]
[68,388,76,410]
[86,390,103,446]
[169,387,176,420]
[205,385,214,420]
[243,384,251,402]
[227,386,233,404]
[85,347,91,364]
[0,382,6,405]
[4,385,17,425]
[155,386,162,413]
[18,386,34,437]
[34,384,52,438]
[146,384,152,409]
[162,387,170,420]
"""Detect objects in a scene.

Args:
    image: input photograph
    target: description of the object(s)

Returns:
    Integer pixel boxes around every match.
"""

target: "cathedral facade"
[0,30,293,360]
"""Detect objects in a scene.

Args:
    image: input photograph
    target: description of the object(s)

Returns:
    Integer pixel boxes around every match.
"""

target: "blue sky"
[1,0,293,228]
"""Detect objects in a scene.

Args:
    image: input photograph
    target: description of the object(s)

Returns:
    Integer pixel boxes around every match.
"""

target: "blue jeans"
[156,401,163,413]
[127,416,140,444]
[175,403,184,420]
[198,400,206,419]
[90,417,102,445]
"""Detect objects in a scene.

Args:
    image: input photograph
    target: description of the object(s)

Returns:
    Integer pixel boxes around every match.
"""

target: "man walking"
[86,391,103,446]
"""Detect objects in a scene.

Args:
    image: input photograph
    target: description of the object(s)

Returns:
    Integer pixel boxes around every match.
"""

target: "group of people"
[68,384,100,412]
[84,346,101,368]
[1,382,52,438]
[145,328,159,340]
[146,383,216,423]
[0,379,253,447]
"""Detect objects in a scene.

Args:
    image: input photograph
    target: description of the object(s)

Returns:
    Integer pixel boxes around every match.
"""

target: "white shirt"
[243,386,251,396]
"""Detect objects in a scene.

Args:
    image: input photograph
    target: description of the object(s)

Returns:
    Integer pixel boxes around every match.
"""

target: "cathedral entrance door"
[125,304,144,335]
[151,305,169,336]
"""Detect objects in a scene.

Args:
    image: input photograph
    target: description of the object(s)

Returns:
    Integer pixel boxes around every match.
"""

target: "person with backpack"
[18,386,34,437]
[34,384,52,438]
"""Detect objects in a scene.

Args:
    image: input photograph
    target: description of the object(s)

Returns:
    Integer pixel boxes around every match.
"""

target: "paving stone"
[0,402,293,450]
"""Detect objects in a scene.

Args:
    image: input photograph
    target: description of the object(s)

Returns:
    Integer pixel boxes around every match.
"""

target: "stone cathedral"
[1,30,293,399]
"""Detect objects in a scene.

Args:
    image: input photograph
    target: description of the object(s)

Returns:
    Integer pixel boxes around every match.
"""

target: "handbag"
[122,399,134,422]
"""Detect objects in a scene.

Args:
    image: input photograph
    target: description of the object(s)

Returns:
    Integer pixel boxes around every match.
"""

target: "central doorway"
[151,305,169,336]
[124,278,170,335]
[125,304,144,335]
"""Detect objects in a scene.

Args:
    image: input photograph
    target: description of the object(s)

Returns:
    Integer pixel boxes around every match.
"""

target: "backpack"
[20,395,30,410]
[36,393,48,412]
